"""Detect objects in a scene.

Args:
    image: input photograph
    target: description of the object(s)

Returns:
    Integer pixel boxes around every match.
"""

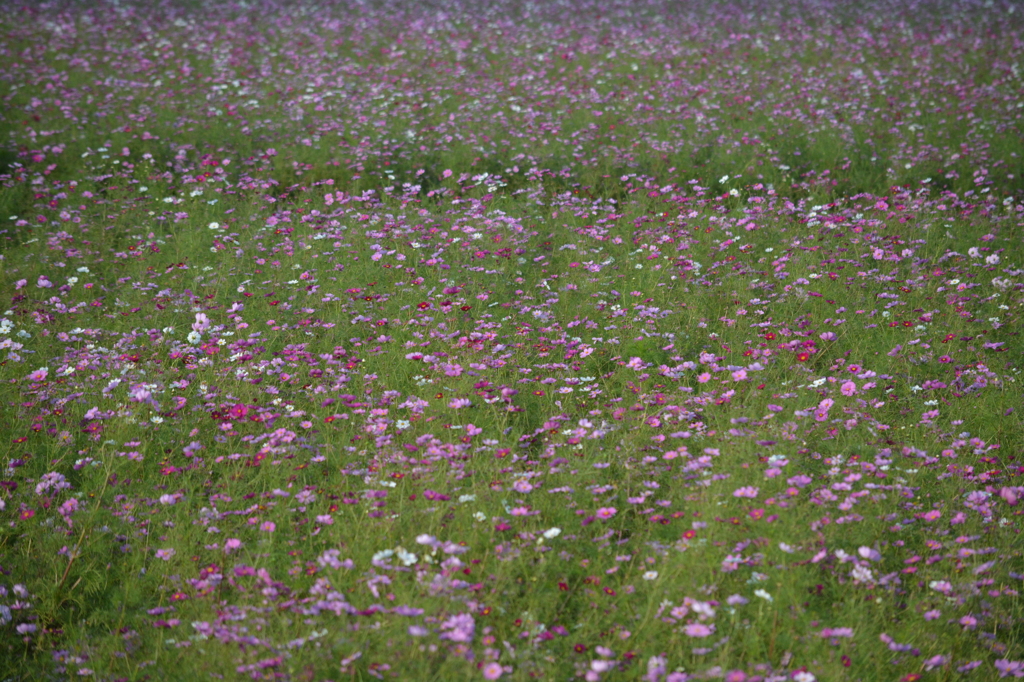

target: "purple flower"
[995,659,1024,678]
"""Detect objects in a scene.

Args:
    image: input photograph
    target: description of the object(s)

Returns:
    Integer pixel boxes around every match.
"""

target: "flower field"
[1,0,1023,679]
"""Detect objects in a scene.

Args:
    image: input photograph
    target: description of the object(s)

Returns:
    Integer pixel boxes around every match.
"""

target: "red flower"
[796,352,810,362]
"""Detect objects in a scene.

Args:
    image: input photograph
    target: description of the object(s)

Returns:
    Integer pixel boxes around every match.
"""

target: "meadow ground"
[0,0,1023,680]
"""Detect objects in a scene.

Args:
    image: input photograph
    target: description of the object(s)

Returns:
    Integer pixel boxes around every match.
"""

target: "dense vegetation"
[1,1,1022,680]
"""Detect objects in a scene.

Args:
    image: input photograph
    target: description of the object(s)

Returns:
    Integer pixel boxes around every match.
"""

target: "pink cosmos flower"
[732,486,759,499]
[858,546,881,562]
[192,312,211,333]
[155,548,176,561]
[840,381,857,396]
[683,623,714,637]
[820,627,854,638]
[596,507,617,520]
[512,479,534,494]
[260,521,276,532]
[482,662,504,680]
[26,367,48,382]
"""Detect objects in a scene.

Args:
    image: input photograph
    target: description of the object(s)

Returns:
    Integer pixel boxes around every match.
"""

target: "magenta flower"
[596,507,617,520]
